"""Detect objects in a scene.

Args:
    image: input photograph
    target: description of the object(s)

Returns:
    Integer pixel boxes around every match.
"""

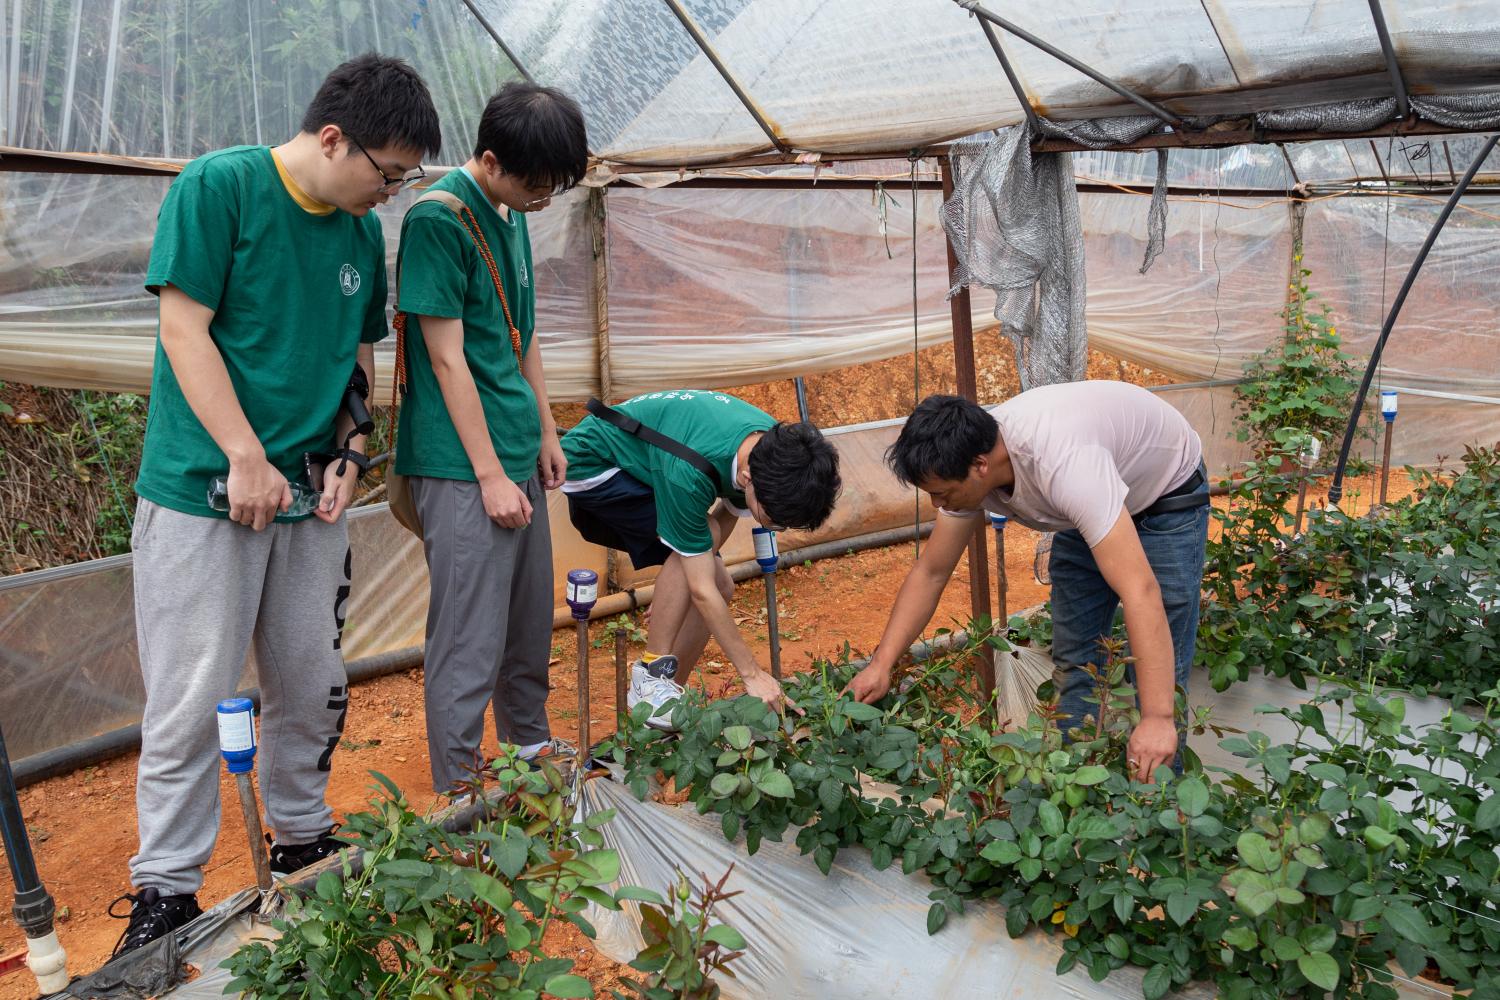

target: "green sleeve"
[397,212,470,319]
[361,216,389,344]
[654,463,719,555]
[144,174,234,309]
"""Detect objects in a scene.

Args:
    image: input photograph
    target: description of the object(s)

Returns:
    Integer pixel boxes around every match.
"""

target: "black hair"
[886,395,998,487]
[301,53,442,158]
[474,82,589,192]
[749,423,841,531]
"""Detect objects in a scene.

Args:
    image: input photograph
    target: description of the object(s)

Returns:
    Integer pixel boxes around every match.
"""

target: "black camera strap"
[585,398,723,494]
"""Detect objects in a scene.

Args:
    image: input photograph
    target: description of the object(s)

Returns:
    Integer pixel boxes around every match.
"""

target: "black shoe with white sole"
[109,887,202,957]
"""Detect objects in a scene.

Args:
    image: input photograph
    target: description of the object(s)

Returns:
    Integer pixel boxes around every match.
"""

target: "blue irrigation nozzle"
[752,526,779,574]
[1380,389,1398,423]
[566,569,599,622]
[987,513,1008,532]
[216,697,257,774]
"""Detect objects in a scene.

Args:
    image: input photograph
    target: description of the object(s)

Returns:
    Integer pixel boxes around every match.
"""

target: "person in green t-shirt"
[117,55,441,957]
[394,83,588,796]
[562,390,842,727]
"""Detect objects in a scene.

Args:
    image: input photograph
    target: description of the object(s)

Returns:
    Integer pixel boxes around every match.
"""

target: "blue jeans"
[1049,475,1210,757]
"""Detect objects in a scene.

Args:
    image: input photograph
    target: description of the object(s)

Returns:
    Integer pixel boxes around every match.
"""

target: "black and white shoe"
[109,887,202,957]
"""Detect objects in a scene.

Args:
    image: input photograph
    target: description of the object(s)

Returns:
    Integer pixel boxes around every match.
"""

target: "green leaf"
[1072,765,1110,786]
[1234,873,1277,918]
[723,726,752,750]
[1382,903,1442,948]
[704,924,747,951]
[927,902,948,935]
[1272,934,1304,961]
[542,973,594,998]
[841,701,883,721]
[1236,831,1277,873]
[1166,891,1196,927]
[710,772,740,798]
[1072,814,1118,841]
[1176,776,1209,818]
[1037,800,1064,837]
[1142,963,1172,1000]
[980,840,1023,865]
[1223,925,1258,951]
[1299,924,1337,954]
[379,859,434,878]
[1297,952,1341,991]
[614,886,667,905]
[492,830,530,879]
[756,771,794,798]
[466,871,513,913]
[818,778,844,812]
[411,920,433,954]
[1474,794,1500,832]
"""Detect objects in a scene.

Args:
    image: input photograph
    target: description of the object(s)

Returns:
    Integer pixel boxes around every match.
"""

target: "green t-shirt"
[135,145,388,520]
[562,390,775,555]
[393,167,538,482]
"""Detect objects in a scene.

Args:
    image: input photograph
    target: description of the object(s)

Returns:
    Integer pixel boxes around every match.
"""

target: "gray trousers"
[130,500,350,895]
[411,476,553,794]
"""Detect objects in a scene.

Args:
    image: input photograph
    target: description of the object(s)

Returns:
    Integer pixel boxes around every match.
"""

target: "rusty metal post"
[575,621,590,756]
[940,155,996,711]
[614,628,628,721]
[988,514,1009,629]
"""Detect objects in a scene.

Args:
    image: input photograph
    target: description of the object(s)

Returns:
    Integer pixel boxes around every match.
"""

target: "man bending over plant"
[848,382,1210,783]
[562,390,841,727]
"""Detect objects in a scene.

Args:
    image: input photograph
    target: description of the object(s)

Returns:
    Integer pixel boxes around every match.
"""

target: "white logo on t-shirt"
[519,261,530,288]
[339,264,361,296]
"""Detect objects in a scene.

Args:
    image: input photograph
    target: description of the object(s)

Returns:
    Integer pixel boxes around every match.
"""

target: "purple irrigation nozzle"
[217,697,257,775]
[752,526,779,574]
[566,569,599,621]
[1381,389,1398,423]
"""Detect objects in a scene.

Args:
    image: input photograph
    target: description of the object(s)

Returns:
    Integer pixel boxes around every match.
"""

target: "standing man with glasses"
[560,390,841,726]
[114,55,442,955]
[393,83,588,796]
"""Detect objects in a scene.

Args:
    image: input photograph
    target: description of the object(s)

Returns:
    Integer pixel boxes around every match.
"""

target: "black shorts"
[565,472,674,570]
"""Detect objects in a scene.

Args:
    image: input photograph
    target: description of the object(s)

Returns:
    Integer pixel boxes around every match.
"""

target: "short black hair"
[301,53,442,158]
[749,423,840,531]
[887,395,998,486]
[474,82,589,193]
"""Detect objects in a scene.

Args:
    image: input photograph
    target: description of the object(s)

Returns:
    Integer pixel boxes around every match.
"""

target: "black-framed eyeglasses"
[349,136,426,192]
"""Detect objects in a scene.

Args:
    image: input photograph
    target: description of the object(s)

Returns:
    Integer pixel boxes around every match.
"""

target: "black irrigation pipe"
[1328,132,1500,507]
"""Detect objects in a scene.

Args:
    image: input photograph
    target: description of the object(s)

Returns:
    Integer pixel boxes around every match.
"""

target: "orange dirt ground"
[0,342,1416,998]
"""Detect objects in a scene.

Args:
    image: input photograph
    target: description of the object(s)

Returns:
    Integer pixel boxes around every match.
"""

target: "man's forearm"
[691,583,765,681]
[1120,595,1176,720]
[423,318,505,480]
[160,316,262,464]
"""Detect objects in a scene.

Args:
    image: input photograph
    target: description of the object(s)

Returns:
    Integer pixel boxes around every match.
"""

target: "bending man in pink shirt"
[849,381,1209,782]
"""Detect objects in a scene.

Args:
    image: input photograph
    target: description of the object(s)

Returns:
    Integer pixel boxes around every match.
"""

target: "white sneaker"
[628,658,684,731]
[518,737,576,764]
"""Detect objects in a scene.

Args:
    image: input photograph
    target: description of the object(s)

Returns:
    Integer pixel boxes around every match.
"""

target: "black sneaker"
[108,887,202,957]
[267,825,346,875]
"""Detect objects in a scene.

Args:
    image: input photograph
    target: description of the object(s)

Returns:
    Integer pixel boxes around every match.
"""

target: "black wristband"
[332,448,371,474]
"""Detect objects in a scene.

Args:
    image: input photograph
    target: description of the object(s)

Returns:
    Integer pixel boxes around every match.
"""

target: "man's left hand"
[538,430,567,490]
[316,458,362,524]
[1126,715,1178,784]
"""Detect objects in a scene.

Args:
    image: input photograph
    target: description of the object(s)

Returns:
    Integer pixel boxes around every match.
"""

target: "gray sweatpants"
[411,476,553,794]
[130,499,351,895]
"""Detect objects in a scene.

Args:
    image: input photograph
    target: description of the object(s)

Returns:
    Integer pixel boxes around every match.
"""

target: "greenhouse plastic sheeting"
[578,663,1460,1000]
[4,171,1498,467]
[0,174,601,402]
[0,494,606,763]
[0,420,929,763]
